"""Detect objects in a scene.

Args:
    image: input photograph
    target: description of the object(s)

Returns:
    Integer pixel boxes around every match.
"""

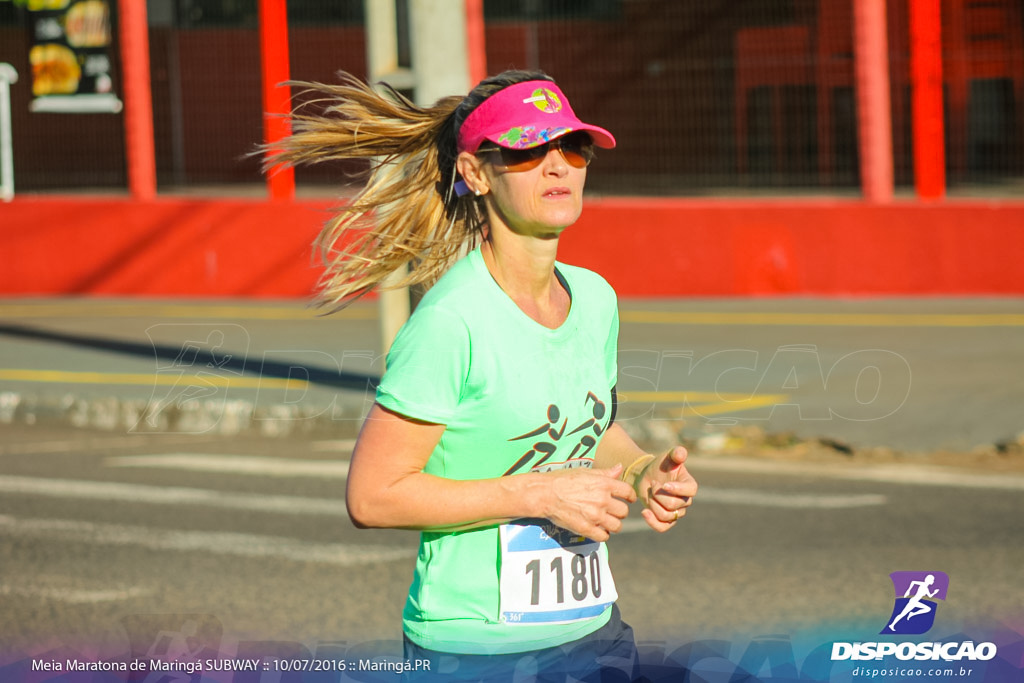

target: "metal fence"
[1,0,1022,196]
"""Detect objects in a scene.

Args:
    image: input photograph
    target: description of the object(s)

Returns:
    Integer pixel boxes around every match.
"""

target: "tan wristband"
[621,454,656,495]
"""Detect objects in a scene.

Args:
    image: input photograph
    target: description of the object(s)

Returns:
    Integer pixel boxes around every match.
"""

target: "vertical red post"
[909,0,946,200]
[118,0,156,200]
[853,0,894,202]
[259,0,294,201]
[465,0,487,85]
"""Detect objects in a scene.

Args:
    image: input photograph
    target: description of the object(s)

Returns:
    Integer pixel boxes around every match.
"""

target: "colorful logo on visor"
[497,125,572,149]
[881,571,949,635]
[522,88,563,114]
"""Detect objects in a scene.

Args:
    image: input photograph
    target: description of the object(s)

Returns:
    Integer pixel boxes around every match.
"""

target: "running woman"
[268,70,698,681]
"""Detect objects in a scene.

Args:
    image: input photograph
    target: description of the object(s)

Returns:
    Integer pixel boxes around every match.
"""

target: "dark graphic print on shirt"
[503,391,609,476]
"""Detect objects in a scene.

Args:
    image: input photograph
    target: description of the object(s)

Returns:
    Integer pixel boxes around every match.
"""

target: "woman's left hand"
[637,446,698,532]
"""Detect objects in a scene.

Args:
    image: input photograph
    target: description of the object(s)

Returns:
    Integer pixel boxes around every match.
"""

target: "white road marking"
[0,583,152,604]
[0,476,347,516]
[616,487,887,533]
[0,474,886,522]
[0,440,99,455]
[106,454,350,478]
[0,515,415,566]
[310,439,357,452]
[0,435,201,456]
[694,487,886,508]
[691,457,1024,491]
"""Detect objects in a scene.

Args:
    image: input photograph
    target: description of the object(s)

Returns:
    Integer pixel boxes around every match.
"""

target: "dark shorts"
[402,605,639,682]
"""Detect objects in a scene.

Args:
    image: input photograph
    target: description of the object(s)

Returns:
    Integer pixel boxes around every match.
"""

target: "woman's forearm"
[347,469,545,531]
[594,422,656,498]
[594,422,647,467]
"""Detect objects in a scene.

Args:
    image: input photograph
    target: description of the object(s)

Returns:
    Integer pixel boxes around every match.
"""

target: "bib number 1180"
[498,522,616,624]
[526,551,602,605]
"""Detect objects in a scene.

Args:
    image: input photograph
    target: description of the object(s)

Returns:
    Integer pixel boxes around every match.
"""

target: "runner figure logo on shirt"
[504,391,609,475]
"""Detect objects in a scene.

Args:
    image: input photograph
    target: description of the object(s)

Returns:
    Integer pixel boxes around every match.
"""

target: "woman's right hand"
[532,464,636,542]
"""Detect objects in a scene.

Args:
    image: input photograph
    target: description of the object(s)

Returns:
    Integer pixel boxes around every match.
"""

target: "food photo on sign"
[24,0,121,112]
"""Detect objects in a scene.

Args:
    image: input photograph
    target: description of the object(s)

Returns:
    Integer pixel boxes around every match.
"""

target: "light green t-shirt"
[375,247,620,655]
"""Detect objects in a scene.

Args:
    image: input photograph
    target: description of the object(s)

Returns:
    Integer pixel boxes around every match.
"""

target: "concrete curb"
[0,390,368,439]
[4,389,1022,480]
[0,387,686,452]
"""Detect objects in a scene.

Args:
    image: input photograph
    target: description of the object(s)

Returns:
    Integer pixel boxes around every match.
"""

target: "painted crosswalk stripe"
[0,515,414,566]
[106,454,350,478]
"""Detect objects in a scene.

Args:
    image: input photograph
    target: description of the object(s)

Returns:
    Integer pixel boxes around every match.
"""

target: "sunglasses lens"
[497,147,546,172]
[558,133,595,169]
[479,133,594,172]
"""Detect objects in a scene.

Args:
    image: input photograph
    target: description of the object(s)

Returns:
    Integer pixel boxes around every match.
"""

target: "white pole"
[366,0,399,84]
[0,63,17,203]
[363,0,473,356]
[409,0,471,107]
[365,0,412,356]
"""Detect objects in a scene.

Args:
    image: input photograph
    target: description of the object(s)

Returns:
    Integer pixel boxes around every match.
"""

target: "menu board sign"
[27,0,122,113]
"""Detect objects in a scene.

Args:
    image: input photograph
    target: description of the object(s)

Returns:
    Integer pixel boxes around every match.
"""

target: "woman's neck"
[481,235,570,329]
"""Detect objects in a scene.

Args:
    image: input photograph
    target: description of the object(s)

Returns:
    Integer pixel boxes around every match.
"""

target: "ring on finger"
[672,509,680,522]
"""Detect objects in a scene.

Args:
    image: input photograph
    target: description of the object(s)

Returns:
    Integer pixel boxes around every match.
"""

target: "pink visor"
[457,80,616,154]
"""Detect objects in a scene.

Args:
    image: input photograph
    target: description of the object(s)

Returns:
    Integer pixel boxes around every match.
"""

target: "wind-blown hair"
[264,70,553,311]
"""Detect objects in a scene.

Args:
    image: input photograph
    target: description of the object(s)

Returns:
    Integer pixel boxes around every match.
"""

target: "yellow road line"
[618,391,776,402]
[617,390,788,416]
[619,311,1024,327]
[686,395,787,417]
[0,369,308,390]
[0,304,374,320]
[3,304,1020,327]
[3,371,781,417]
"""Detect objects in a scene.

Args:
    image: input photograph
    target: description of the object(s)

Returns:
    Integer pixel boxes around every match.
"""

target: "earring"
[474,189,483,196]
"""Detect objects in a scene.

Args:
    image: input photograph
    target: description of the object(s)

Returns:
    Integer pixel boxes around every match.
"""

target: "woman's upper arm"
[345,403,446,527]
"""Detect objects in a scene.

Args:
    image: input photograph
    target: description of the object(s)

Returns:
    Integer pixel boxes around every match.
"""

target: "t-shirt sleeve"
[375,305,470,425]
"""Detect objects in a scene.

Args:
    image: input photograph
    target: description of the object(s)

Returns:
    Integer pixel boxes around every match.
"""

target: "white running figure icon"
[888,574,939,631]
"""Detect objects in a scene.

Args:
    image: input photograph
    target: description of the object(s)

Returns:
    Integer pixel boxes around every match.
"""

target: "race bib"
[498,520,617,625]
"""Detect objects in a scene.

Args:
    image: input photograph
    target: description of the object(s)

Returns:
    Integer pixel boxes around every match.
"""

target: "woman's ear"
[456,151,489,196]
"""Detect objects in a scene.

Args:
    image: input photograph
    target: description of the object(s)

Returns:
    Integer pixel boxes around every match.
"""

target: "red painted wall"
[563,199,1024,296]
[0,198,327,297]
[1,198,1022,297]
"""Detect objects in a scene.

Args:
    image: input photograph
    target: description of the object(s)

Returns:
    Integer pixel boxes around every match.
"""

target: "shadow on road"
[0,323,380,392]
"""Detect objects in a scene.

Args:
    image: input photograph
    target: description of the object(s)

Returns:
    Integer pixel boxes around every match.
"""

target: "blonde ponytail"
[264,70,549,311]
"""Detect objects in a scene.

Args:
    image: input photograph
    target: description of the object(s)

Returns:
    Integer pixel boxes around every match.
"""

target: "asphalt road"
[1,297,1023,679]
[1,296,1023,452]
[1,422,1021,676]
